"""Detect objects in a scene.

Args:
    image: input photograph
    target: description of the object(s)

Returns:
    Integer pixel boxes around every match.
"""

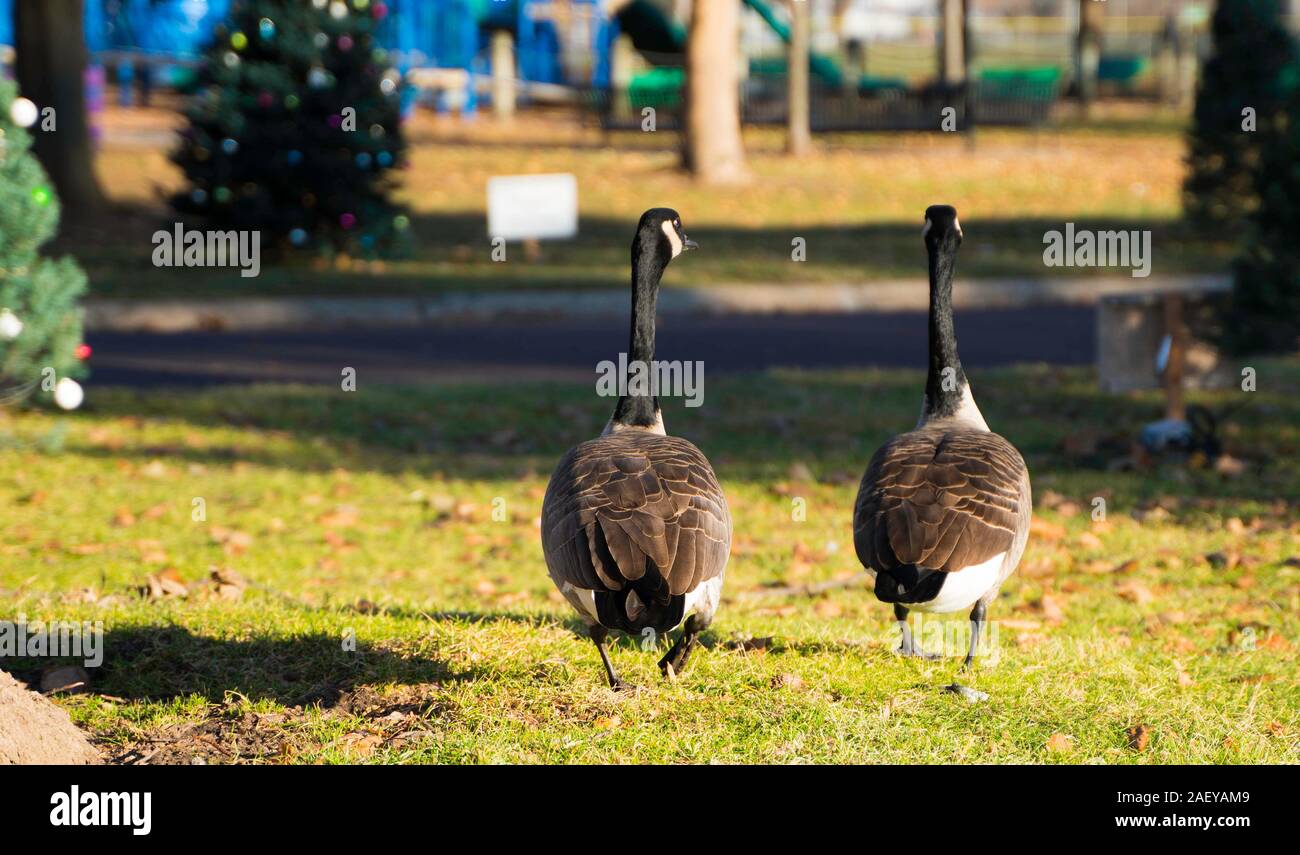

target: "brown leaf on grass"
[773,672,804,690]
[813,598,843,618]
[593,716,621,730]
[209,526,253,556]
[1020,556,1056,578]
[1117,582,1155,605]
[1260,633,1292,652]
[19,490,48,506]
[339,732,383,758]
[1036,594,1066,623]
[1076,531,1104,550]
[136,540,169,564]
[41,665,90,695]
[1112,559,1140,575]
[1126,724,1151,752]
[140,460,169,479]
[1030,518,1067,542]
[322,530,355,551]
[210,566,246,602]
[142,567,188,600]
[1044,733,1074,753]
[112,506,137,527]
[317,506,360,528]
[141,503,168,521]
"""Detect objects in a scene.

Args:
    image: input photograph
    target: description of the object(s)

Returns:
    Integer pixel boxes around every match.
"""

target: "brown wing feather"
[854,427,1027,573]
[542,432,731,597]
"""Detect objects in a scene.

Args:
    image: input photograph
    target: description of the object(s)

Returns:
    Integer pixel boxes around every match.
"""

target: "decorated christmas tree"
[171,0,408,256]
[1183,0,1294,238]
[0,79,88,409]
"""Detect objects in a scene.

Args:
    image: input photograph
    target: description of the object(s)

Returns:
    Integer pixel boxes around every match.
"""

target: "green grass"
[2,362,1297,763]
[66,121,1229,298]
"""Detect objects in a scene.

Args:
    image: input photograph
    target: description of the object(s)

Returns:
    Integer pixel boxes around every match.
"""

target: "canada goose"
[852,205,1031,692]
[541,208,730,690]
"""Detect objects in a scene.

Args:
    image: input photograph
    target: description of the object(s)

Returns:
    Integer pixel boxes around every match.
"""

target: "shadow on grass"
[12,625,481,709]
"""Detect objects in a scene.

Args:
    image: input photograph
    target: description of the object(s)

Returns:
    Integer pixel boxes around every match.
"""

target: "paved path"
[86,305,1094,387]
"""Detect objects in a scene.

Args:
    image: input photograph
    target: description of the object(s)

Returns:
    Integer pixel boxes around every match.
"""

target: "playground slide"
[614,0,842,86]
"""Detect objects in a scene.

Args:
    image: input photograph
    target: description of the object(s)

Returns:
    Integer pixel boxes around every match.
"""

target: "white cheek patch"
[661,220,683,258]
[953,215,963,237]
[922,218,933,238]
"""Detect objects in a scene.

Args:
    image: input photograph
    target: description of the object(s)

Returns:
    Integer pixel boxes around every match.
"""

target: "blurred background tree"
[0,79,88,404]
[13,0,106,220]
[1219,64,1300,355]
[1183,0,1293,239]
[171,0,408,257]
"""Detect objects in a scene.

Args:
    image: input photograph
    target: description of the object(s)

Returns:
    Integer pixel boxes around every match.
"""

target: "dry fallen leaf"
[1045,733,1074,753]
[1126,724,1151,752]
[317,506,360,528]
[1117,582,1155,605]
[774,672,804,690]
[142,567,188,600]
[210,566,246,602]
[1030,518,1067,542]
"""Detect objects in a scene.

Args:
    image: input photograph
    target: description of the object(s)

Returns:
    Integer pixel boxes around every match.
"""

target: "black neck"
[924,236,966,419]
[611,238,665,427]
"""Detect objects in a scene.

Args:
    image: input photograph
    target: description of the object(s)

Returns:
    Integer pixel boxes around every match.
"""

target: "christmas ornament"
[75,343,92,360]
[53,377,83,411]
[0,308,22,340]
[10,97,38,128]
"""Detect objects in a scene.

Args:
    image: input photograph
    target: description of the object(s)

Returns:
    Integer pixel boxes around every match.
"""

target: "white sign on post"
[486,173,579,241]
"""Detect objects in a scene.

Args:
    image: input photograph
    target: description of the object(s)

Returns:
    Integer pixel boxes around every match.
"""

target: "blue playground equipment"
[0,0,620,112]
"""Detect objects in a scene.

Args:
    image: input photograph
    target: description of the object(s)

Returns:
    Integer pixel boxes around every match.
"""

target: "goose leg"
[658,615,704,679]
[944,601,989,702]
[894,604,938,659]
[961,601,987,671]
[591,626,627,691]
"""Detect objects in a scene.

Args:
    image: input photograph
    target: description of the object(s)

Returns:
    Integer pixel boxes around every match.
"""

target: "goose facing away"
[852,205,1031,684]
[541,208,731,690]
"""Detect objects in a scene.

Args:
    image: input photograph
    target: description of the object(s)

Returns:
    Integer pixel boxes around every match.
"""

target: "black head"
[923,204,963,250]
[635,207,698,263]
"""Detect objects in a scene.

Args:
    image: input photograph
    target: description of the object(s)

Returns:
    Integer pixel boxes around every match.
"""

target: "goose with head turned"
[541,208,730,690]
[852,205,1032,695]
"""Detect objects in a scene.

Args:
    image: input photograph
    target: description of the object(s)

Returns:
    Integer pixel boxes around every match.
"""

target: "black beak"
[682,236,699,251]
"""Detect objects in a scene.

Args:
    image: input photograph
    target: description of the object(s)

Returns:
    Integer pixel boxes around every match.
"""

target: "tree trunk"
[786,0,811,156]
[1076,0,1104,113]
[939,0,966,85]
[14,0,105,220]
[684,0,747,183]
